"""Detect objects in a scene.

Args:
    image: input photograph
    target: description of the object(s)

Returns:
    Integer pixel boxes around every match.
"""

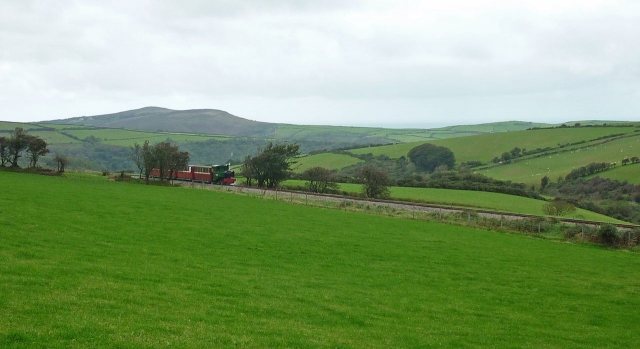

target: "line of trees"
[564,162,612,181]
[130,141,190,184]
[0,127,49,168]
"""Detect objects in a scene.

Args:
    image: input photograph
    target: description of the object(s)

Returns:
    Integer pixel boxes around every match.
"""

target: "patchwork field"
[2,171,639,348]
[350,126,639,163]
[481,135,640,185]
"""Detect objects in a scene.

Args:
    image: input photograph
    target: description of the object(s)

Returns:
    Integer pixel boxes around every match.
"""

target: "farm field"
[350,126,639,163]
[481,135,640,186]
[293,153,364,172]
[0,122,231,147]
[0,121,44,131]
[264,121,558,143]
[1,170,640,348]
[587,163,640,184]
[284,180,623,223]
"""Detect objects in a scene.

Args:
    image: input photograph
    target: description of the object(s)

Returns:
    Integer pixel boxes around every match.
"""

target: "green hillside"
[294,153,364,172]
[2,171,640,347]
[481,133,640,185]
[341,125,640,185]
[49,107,273,137]
[43,107,576,145]
[351,126,639,163]
[588,163,640,183]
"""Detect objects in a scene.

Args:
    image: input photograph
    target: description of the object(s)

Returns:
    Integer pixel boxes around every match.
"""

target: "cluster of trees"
[130,141,189,184]
[240,142,392,199]
[241,143,300,188]
[396,171,544,200]
[407,143,455,172]
[544,176,640,223]
[301,167,339,193]
[621,156,639,166]
[492,147,526,163]
[0,127,49,168]
[564,162,612,181]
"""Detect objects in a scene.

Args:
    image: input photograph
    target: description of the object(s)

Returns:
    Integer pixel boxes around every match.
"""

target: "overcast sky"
[1,0,639,127]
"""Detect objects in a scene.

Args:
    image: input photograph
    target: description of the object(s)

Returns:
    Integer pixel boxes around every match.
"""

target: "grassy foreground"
[1,171,640,348]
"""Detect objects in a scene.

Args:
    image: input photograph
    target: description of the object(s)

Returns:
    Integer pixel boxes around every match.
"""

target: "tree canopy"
[243,142,300,188]
[407,143,455,173]
[302,166,339,193]
[356,166,391,199]
[133,141,190,184]
[0,128,49,168]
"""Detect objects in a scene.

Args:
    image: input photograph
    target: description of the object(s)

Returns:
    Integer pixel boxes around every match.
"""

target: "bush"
[598,224,619,246]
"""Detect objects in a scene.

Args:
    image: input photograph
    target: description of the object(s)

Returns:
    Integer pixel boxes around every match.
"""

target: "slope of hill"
[49,107,273,137]
[44,107,587,144]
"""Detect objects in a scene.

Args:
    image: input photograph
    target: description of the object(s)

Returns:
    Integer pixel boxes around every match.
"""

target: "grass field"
[481,135,640,185]
[349,126,639,163]
[293,153,364,172]
[587,163,640,183]
[0,121,44,131]
[1,171,639,348]
[284,180,623,223]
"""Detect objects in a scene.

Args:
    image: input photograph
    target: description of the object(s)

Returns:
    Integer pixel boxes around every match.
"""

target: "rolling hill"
[48,107,273,137]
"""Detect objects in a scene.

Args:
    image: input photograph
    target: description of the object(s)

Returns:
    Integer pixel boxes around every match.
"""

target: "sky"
[1,0,639,128]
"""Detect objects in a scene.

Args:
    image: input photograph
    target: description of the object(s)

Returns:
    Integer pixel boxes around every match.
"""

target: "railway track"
[182,181,639,231]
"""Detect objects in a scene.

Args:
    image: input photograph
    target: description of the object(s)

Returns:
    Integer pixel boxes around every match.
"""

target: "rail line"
[183,181,640,231]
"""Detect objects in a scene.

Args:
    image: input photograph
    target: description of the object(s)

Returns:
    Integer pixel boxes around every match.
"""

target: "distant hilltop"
[49,107,274,137]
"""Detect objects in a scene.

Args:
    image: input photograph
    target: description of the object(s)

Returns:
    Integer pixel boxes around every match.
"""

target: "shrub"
[598,224,619,246]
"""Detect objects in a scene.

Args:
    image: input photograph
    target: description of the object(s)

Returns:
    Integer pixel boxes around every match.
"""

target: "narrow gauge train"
[150,164,236,185]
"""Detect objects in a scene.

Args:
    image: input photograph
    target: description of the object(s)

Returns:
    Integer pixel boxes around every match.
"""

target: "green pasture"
[350,126,639,162]
[293,153,363,173]
[1,171,639,348]
[284,180,622,223]
[0,121,44,131]
[28,130,81,144]
[587,163,640,184]
[36,123,94,130]
[272,121,561,144]
[481,135,640,186]
[57,129,225,146]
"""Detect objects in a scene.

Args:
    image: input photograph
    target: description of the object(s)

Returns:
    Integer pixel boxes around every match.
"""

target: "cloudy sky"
[1,0,639,127]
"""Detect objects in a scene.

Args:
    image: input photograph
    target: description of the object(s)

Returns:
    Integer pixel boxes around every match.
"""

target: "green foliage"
[243,142,300,188]
[357,166,391,198]
[540,175,549,191]
[0,127,49,168]
[543,200,577,216]
[407,143,455,172]
[598,224,619,245]
[302,166,339,193]
[397,171,545,200]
